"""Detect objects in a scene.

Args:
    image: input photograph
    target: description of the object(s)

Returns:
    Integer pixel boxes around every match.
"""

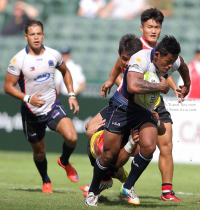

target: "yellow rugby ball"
[139,72,160,106]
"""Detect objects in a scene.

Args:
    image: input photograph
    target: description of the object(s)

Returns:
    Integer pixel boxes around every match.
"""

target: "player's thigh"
[104,130,123,155]
[157,122,173,152]
[56,117,77,141]
[139,122,157,151]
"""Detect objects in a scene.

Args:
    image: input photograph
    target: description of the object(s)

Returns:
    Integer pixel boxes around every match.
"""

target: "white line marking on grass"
[176,192,200,196]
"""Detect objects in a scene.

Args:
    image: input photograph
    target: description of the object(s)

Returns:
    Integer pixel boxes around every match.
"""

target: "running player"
[100,8,190,202]
[4,20,79,193]
[85,36,190,206]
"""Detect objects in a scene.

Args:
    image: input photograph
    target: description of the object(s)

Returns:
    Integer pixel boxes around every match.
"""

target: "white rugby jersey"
[115,48,181,111]
[128,49,181,79]
[7,45,63,116]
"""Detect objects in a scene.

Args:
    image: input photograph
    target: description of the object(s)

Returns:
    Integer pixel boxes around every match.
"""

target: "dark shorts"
[22,103,68,143]
[99,106,108,119]
[105,96,157,135]
[155,95,173,124]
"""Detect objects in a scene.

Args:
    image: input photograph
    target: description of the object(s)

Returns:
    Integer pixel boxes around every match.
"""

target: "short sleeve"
[128,51,148,74]
[171,56,181,73]
[7,57,21,76]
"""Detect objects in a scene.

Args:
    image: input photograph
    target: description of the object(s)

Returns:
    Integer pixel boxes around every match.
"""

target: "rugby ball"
[139,72,160,105]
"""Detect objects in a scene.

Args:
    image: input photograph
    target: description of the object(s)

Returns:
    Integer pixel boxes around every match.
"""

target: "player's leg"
[157,123,181,202]
[22,114,52,193]
[121,122,157,205]
[56,117,79,182]
[156,96,181,202]
[47,104,78,182]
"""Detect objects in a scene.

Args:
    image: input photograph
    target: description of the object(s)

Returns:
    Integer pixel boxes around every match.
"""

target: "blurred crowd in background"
[0,0,199,98]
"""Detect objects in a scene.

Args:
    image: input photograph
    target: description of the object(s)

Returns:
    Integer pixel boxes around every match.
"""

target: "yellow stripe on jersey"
[154,96,161,108]
[90,130,104,159]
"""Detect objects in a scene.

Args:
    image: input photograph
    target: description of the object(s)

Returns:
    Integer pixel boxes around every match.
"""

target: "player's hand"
[30,94,46,107]
[130,129,139,143]
[152,111,159,123]
[160,76,170,94]
[176,85,190,103]
[68,97,79,114]
[101,80,114,98]
[97,119,106,126]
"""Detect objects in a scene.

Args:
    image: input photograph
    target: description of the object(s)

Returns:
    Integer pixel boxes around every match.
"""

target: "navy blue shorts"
[105,96,157,135]
[155,95,173,124]
[99,106,108,119]
[22,103,68,143]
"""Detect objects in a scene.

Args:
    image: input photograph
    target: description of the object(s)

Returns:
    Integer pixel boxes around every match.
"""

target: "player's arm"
[101,57,122,97]
[127,71,170,94]
[176,56,191,101]
[57,62,79,114]
[4,73,45,107]
[86,119,106,140]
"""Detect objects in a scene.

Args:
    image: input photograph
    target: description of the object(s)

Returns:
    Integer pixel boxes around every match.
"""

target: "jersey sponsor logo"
[34,72,50,82]
[112,121,120,126]
[30,67,35,71]
[131,64,140,69]
[52,110,60,119]
[8,65,15,70]
[136,58,142,62]
[36,58,43,61]
[48,60,54,66]
[11,58,16,63]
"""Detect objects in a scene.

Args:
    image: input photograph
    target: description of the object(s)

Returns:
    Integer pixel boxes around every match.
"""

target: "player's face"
[24,25,44,51]
[120,52,132,68]
[195,52,200,61]
[154,52,178,73]
[140,19,161,44]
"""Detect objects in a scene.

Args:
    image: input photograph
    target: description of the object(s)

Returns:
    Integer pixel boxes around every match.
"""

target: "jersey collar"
[25,45,45,54]
[150,47,156,62]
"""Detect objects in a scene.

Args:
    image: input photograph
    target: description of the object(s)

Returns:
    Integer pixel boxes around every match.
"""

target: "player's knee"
[103,148,120,164]
[160,143,173,156]
[34,151,45,160]
[142,143,156,156]
[64,131,77,145]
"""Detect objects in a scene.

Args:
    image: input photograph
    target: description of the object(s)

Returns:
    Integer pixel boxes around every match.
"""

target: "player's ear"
[24,33,28,41]
[140,25,143,33]
[154,51,160,59]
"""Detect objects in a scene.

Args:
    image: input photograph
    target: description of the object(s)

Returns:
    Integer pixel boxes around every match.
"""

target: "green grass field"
[0,151,200,210]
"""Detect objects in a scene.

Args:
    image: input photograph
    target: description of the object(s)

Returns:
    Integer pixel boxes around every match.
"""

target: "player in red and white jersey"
[4,20,80,193]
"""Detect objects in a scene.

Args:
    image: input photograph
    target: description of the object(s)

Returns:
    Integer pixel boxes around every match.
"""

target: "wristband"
[23,95,31,103]
[157,119,160,127]
[68,92,76,98]
[124,135,136,153]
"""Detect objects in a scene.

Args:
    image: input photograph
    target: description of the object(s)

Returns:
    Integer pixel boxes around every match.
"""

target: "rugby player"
[85,36,190,206]
[100,8,190,202]
[4,20,80,193]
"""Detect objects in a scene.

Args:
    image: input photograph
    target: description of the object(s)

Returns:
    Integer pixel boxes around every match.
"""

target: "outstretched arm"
[101,57,122,97]
[176,56,191,101]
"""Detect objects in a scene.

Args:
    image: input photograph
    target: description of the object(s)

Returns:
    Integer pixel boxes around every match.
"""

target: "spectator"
[99,0,147,19]
[55,46,86,96]
[148,0,174,17]
[1,1,39,35]
[178,45,200,99]
[0,0,7,13]
[77,0,106,18]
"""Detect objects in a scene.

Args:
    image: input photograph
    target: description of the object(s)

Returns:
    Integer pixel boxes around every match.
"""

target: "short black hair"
[156,35,181,56]
[119,34,142,56]
[141,8,164,26]
[24,20,43,34]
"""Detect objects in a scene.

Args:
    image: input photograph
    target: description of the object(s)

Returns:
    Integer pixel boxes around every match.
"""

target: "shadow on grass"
[11,188,67,194]
[98,195,179,208]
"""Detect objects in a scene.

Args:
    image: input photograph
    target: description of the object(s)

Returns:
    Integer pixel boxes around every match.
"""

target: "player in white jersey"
[100,8,190,202]
[85,36,190,206]
[4,20,80,193]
